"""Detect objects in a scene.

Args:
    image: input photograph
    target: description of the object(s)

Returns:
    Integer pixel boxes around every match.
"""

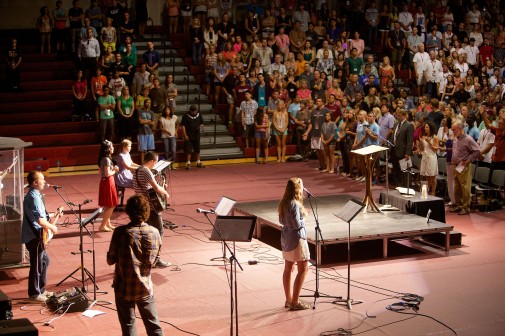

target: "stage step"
[422,231,462,247]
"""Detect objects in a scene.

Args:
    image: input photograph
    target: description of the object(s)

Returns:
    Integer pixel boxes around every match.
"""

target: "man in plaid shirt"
[240,90,258,148]
[107,195,164,335]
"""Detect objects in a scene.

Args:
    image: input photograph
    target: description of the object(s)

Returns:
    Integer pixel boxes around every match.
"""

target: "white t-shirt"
[425,59,443,82]
[398,11,413,32]
[413,52,429,72]
[159,115,178,139]
[464,45,479,65]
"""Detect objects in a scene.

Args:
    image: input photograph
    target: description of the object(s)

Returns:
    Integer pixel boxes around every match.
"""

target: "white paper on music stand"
[455,162,465,173]
[396,187,415,195]
[399,157,412,171]
[351,144,388,155]
[214,196,236,216]
[335,199,365,223]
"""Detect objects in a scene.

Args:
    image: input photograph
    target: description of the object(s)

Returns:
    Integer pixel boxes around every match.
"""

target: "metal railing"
[182,68,190,104]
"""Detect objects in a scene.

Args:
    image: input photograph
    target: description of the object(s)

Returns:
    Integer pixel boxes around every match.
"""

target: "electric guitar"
[40,207,64,250]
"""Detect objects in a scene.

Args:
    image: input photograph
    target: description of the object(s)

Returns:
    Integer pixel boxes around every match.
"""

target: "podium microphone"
[303,187,315,198]
[196,208,215,214]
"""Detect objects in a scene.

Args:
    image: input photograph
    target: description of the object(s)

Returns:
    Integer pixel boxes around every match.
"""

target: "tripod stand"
[300,192,341,308]
[52,189,98,292]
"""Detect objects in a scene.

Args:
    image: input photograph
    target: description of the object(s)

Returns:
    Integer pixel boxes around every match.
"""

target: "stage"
[234,195,454,265]
[0,162,504,336]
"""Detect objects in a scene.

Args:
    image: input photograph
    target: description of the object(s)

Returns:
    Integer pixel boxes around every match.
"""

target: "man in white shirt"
[292,4,310,32]
[477,124,495,168]
[268,54,287,78]
[252,38,273,71]
[425,50,443,98]
[464,38,480,70]
[315,40,334,63]
[398,4,414,38]
[413,43,429,98]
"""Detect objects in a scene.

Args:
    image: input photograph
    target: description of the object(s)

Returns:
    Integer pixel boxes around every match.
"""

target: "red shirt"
[479,45,494,62]
[490,126,505,162]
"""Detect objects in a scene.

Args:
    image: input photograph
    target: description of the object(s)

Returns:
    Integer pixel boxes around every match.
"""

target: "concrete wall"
[0,0,165,30]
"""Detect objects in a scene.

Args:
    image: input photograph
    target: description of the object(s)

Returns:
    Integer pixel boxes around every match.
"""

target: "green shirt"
[347,57,363,75]
[98,95,116,120]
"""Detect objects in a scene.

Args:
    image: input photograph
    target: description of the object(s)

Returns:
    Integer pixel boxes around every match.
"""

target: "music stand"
[209,215,256,336]
[209,196,237,262]
[351,145,388,213]
[332,199,365,310]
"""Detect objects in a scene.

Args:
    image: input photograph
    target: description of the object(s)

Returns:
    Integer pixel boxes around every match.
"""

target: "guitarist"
[21,171,62,303]
[133,151,171,268]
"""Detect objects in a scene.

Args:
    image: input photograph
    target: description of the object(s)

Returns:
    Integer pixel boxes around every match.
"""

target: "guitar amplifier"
[0,290,13,320]
[0,318,37,335]
[46,287,88,313]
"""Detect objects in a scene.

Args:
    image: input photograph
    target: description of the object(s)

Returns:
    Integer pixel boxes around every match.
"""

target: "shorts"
[311,136,323,150]
[272,129,288,136]
[415,71,425,85]
[391,48,404,63]
[255,131,266,139]
[242,124,254,138]
[181,10,192,17]
[184,138,200,154]
[138,134,155,151]
[282,239,310,262]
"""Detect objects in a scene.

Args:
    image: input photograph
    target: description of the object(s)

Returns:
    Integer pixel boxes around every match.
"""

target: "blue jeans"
[115,294,163,336]
[192,42,203,65]
[163,137,177,162]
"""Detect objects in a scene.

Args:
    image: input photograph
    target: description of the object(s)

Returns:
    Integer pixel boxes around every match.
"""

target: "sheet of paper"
[399,158,413,171]
[396,187,416,195]
[455,162,465,173]
[82,310,106,318]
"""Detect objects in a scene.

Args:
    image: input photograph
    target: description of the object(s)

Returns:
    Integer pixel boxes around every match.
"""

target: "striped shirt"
[107,222,161,301]
[133,166,154,197]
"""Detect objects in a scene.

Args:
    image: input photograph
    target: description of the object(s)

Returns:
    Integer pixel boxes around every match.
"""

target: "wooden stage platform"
[234,195,455,265]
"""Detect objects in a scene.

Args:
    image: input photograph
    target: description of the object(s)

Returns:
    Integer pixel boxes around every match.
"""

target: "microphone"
[196,208,215,214]
[303,187,315,198]
[83,199,93,205]
[50,184,63,190]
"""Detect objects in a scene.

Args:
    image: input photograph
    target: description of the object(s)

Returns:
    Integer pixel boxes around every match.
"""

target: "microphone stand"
[300,192,342,308]
[377,134,400,211]
[201,212,243,336]
[53,189,100,295]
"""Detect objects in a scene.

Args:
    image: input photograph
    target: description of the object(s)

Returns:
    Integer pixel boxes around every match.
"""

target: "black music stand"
[57,208,102,292]
[300,191,342,308]
[208,196,237,262]
[333,199,365,310]
[209,215,256,336]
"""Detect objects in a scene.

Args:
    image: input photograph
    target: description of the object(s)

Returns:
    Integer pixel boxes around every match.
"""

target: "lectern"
[351,145,388,213]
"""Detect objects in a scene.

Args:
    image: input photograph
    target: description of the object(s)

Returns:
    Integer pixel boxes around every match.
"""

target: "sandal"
[284,301,290,308]
[289,300,311,310]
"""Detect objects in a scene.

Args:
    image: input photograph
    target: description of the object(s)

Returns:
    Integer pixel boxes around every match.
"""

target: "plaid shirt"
[107,222,161,301]
[240,99,258,125]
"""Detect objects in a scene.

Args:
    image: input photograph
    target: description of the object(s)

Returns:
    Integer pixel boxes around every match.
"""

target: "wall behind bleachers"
[0,0,166,30]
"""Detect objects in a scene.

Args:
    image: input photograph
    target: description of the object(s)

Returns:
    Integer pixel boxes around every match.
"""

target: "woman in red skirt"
[98,140,119,232]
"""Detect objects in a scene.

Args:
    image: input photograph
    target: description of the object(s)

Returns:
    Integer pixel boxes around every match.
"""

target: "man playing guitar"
[22,171,63,303]
[133,151,171,268]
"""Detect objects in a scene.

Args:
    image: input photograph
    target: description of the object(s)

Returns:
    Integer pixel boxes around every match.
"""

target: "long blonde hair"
[278,177,307,219]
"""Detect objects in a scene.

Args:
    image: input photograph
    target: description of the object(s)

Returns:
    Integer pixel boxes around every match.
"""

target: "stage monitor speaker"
[0,318,37,335]
[46,287,88,313]
[0,290,12,320]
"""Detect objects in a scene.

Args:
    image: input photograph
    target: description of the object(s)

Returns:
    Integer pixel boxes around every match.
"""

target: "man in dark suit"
[390,109,414,187]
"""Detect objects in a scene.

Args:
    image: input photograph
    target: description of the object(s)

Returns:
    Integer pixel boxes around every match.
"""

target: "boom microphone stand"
[378,134,400,211]
[300,189,342,308]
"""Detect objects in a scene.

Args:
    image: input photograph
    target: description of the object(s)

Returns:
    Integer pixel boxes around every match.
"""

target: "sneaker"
[186,163,191,170]
[449,207,462,213]
[29,294,48,302]
[359,177,366,182]
[289,300,311,310]
[372,179,380,185]
[42,290,54,298]
[155,259,172,268]
[196,162,205,168]
[458,209,470,215]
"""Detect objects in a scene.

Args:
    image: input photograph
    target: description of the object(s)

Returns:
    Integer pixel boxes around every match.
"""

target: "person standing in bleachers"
[5,38,22,91]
